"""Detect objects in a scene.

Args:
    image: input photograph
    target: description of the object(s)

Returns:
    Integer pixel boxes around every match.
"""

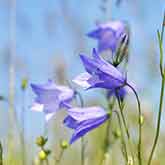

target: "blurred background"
[0,0,165,164]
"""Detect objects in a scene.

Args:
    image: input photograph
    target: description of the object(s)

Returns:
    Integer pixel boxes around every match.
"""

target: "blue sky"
[0,0,165,138]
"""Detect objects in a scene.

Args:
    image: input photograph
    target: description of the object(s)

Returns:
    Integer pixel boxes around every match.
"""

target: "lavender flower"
[87,20,127,53]
[64,106,109,144]
[107,87,127,101]
[31,80,74,121]
[73,48,126,90]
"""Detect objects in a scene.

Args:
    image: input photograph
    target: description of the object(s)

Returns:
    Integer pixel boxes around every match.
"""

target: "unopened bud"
[140,115,144,125]
[36,136,47,147]
[38,150,47,160]
[21,78,28,90]
[113,129,121,139]
[60,140,69,149]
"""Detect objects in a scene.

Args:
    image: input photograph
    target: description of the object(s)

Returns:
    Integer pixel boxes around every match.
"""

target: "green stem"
[45,158,49,165]
[117,98,130,138]
[117,98,135,164]
[0,142,3,165]
[147,18,165,164]
[21,89,26,165]
[127,84,142,165]
[76,91,85,165]
[55,149,64,165]
[157,31,164,76]
[99,99,115,165]
[147,76,165,165]
[81,137,85,165]
[99,119,111,165]
[113,110,128,162]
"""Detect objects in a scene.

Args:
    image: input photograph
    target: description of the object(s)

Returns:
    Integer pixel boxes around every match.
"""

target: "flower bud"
[36,136,47,147]
[140,115,144,125]
[38,150,47,160]
[60,140,69,149]
[21,78,28,90]
[113,129,121,139]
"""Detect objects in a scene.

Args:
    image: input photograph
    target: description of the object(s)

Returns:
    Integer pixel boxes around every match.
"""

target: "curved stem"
[147,16,165,164]
[117,98,130,138]
[127,83,142,165]
[117,98,135,163]
[147,76,165,165]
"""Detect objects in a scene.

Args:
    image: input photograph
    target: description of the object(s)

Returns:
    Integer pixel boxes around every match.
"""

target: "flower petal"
[31,80,74,117]
[63,116,79,129]
[67,107,107,122]
[57,85,74,102]
[87,27,103,39]
[87,21,126,53]
[45,112,55,121]
[31,102,44,112]
[70,115,109,144]
[80,54,99,74]
[31,80,60,95]
[72,72,93,89]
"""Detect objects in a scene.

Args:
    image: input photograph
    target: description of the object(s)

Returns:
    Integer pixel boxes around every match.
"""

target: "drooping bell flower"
[87,20,127,53]
[73,48,126,90]
[31,80,74,121]
[63,106,109,144]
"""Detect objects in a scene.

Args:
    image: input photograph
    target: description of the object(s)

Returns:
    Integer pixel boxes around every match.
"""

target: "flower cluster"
[31,20,129,144]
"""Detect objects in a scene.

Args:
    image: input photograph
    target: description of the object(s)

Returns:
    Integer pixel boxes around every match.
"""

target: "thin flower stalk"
[55,147,65,165]
[147,15,165,165]
[116,96,135,164]
[113,110,128,163]
[21,85,26,165]
[76,91,85,165]
[45,158,49,165]
[0,142,3,165]
[147,76,165,165]
[99,98,115,165]
[126,83,142,165]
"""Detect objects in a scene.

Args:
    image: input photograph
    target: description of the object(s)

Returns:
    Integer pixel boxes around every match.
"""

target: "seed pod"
[60,140,69,149]
[38,150,47,160]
